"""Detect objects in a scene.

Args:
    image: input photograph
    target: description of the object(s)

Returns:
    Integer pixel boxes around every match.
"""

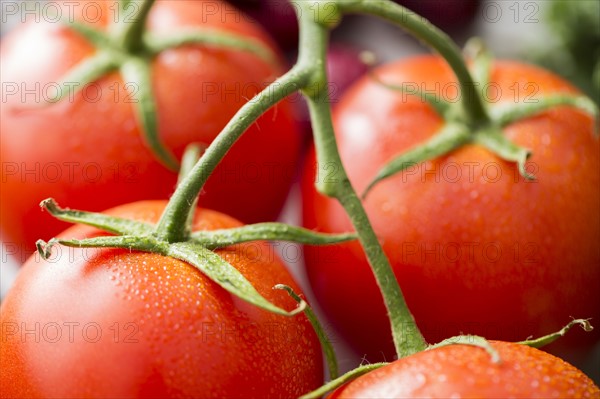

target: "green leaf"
[40,198,152,236]
[192,223,357,249]
[362,123,470,198]
[120,57,179,171]
[167,242,304,317]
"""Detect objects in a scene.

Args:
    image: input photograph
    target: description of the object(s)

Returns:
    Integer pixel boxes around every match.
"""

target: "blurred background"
[2,0,599,383]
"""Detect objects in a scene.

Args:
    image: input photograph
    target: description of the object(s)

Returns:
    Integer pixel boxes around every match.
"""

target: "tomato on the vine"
[0,0,301,260]
[331,341,600,398]
[0,200,322,398]
[302,55,600,360]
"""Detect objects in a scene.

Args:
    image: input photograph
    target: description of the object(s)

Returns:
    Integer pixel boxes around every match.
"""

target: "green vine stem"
[153,66,309,242]
[152,0,428,358]
[117,0,156,53]
[297,1,427,358]
[177,144,205,237]
[339,0,489,125]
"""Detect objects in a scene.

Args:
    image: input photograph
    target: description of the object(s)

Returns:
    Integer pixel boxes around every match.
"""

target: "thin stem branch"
[338,0,489,125]
[154,67,310,242]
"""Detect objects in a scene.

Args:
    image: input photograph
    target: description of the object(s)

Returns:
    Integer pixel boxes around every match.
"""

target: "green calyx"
[362,38,599,198]
[39,0,278,171]
[37,143,357,318]
[37,197,356,316]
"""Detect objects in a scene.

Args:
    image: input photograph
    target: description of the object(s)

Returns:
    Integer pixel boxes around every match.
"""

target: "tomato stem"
[117,0,156,54]
[296,1,428,358]
[338,0,489,126]
[153,67,310,242]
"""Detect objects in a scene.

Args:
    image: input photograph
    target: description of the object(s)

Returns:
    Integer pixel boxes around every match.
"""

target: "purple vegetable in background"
[229,0,299,50]
[395,0,481,32]
[326,45,372,103]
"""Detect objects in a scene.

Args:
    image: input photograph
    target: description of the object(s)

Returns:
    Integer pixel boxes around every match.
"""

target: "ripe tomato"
[0,0,301,261]
[331,341,600,398]
[0,201,322,398]
[302,56,600,360]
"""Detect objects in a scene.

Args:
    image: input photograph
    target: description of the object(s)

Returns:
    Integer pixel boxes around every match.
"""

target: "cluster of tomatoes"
[1,0,598,398]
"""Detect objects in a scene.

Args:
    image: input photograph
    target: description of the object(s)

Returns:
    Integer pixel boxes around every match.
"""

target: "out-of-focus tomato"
[0,0,301,261]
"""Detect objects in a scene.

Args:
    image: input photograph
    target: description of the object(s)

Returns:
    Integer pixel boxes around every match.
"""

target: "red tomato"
[302,56,600,360]
[331,341,600,398]
[0,0,301,261]
[0,201,322,398]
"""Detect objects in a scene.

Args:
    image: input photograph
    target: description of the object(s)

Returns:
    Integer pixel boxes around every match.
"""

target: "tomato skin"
[302,56,600,360]
[0,201,322,398]
[0,0,301,261]
[331,341,600,398]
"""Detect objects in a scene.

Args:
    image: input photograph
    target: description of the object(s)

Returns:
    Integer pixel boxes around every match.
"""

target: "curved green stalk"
[154,66,310,242]
[117,0,156,53]
[427,335,501,363]
[178,144,205,237]
[517,319,593,348]
[299,363,388,399]
[274,284,339,380]
[339,0,488,124]
[464,37,494,89]
[296,1,428,358]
